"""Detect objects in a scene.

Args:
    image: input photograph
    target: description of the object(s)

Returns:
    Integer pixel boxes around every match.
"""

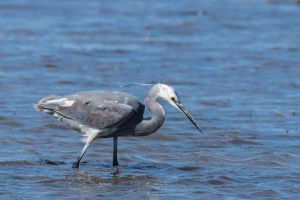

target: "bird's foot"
[113,161,119,167]
[72,160,80,169]
[112,166,120,176]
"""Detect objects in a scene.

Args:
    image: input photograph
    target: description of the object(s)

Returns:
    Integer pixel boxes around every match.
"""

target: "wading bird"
[34,83,202,169]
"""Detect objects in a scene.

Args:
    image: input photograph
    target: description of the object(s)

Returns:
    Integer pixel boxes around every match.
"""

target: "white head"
[154,83,203,133]
[155,83,179,108]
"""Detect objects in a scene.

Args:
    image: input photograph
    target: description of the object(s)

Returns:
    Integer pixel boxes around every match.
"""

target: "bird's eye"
[171,97,176,101]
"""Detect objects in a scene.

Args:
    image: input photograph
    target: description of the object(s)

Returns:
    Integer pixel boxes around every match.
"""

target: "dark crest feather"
[120,83,154,88]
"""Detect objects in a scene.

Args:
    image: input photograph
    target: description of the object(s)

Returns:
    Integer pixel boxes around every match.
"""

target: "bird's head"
[154,83,203,133]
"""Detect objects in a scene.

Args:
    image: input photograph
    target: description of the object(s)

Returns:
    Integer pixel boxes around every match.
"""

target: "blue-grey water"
[0,0,300,199]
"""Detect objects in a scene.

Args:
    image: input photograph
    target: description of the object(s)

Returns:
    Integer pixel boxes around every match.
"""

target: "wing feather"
[57,98,135,130]
[35,93,137,130]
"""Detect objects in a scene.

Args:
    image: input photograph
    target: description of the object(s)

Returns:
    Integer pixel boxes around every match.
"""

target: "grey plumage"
[34,83,202,169]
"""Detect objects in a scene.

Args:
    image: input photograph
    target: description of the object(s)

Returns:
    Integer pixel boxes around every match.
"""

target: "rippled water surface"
[1,0,300,199]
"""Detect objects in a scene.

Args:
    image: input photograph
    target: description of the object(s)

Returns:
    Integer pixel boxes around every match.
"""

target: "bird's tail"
[33,96,60,114]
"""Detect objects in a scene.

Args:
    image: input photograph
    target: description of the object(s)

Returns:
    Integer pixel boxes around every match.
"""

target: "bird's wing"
[36,95,136,130]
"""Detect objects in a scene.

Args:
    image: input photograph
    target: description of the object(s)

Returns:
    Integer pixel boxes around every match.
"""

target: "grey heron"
[34,83,202,169]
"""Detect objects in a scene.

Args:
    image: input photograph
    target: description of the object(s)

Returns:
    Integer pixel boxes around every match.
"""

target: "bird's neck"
[135,96,165,136]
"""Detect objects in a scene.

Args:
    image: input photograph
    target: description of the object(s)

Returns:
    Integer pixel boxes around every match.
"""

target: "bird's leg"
[112,136,120,175]
[113,136,119,166]
[73,132,98,168]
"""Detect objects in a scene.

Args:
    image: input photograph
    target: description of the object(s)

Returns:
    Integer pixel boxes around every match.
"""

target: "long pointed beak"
[174,100,203,133]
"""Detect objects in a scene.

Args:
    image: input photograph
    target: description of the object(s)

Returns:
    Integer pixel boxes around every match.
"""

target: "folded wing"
[35,93,136,130]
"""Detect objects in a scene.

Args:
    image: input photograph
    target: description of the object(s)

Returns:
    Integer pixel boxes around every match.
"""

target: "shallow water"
[0,0,300,199]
